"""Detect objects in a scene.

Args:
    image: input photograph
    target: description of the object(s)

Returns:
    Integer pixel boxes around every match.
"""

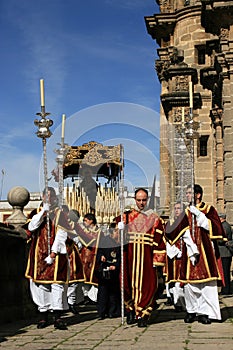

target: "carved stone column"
[217,26,233,224]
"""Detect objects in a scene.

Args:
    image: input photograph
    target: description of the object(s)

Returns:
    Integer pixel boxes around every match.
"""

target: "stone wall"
[0,226,36,325]
[145,1,233,223]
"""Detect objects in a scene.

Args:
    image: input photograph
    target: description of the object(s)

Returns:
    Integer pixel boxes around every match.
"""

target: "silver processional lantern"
[54,114,69,208]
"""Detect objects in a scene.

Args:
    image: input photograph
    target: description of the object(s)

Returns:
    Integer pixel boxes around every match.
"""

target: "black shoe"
[126,310,136,325]
[198,315,211,325]
[37,311,48,329]
[68,304,79,314]
[164,297,173,306]
[83,297,96,305]
[184,313,196,323]
[37,320,48,329]
[220,292,232,297]
[83,296,90,305]
[54,318,68,330]
[175,305,183,313]
[98,313,106,320]
[137,317,148,328]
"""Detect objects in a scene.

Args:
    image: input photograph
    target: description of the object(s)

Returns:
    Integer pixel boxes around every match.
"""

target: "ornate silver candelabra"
[54,131,69,209]
[184,103,199,236]
[34,81,53,254]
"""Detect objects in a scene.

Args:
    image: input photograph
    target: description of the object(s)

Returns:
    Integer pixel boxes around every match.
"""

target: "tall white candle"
[40,79,45,107]
[61,114,66,139]
[189,81,193,109]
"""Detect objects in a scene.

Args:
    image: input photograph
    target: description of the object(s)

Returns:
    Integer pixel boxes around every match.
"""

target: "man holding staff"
[25,187,72,330]
[166,184,226,324]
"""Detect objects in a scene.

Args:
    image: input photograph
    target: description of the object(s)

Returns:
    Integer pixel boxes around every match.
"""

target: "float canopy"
[53,141,124,181]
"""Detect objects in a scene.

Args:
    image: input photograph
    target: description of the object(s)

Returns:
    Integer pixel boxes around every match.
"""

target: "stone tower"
[145,0,233,224]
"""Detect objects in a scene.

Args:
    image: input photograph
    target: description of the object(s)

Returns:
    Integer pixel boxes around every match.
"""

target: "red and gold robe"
[74,223,103,286]
[164,229,183,284]
[25,207,73,284]
[66,236,85,283]
[165,202,226,285]
[122,208,166,319]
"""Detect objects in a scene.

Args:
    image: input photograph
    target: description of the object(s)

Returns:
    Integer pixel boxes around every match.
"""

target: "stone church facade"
[145,0,233,224]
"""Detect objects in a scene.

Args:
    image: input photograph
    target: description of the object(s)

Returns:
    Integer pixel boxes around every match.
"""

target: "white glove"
[51,229,67,254]
[44,255,55,264]
[189,205,201,217]
[118,221,125,230]
[42,203,50,212]
[190,255,197,266]
[28,207,46,231]
[177,250,182,259]
[190,206,209,230]
[196,213,209,230]
[73,236,82,250]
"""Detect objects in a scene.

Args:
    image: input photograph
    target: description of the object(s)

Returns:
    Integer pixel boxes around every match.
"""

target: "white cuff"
[196,212,209,230]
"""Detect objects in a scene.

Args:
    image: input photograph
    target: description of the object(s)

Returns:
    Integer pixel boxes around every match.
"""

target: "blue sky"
[0,0,161,200]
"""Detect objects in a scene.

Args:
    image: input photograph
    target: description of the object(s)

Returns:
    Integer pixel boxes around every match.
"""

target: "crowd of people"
[24,184,232,330]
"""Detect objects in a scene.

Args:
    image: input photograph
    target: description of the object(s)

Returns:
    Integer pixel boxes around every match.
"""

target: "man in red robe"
[119,188,165,327]
[72,213,103,305]
[166,184,226,324]
[165,201,186,312]
[61,206,85,314]
[25,187,78,330]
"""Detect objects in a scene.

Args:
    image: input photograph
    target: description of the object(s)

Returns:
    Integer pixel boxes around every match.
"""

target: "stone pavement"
[0,294,232,350]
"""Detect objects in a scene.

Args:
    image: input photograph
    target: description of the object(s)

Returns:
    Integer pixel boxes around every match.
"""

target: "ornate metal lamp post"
[34,79,53,254]
[185,82,199,199]
[179,107,186,206]
[185,81,199,234]
[118,145,125,326]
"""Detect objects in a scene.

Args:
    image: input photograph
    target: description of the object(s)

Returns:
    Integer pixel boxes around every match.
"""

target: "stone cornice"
[161,91,202,114]
[164,65,198,83]
[145,5,201,46]
[201,0,233,35]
